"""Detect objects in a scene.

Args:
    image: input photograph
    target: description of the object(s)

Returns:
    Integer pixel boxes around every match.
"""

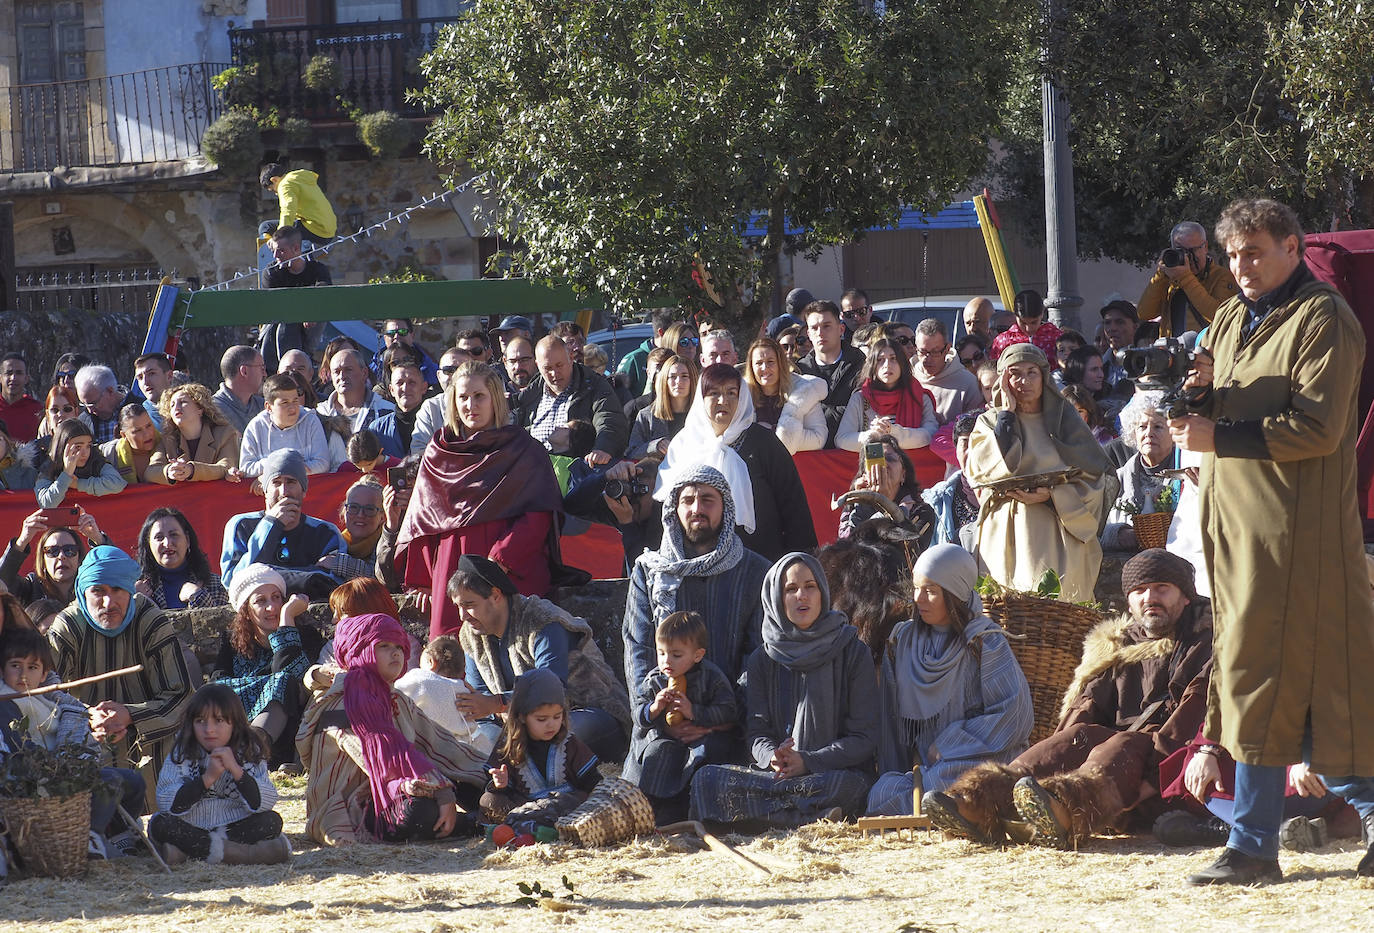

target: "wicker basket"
[0,789,91,878]
[981,595,1101,744]
[1131,511,1175,550]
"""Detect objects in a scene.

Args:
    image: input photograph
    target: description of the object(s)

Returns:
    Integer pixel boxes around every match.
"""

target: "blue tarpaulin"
[740,200,980,237]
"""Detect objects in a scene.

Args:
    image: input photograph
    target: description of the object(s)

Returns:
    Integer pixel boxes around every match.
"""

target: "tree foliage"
[992,0,1374,265]
[418,0,1018,332]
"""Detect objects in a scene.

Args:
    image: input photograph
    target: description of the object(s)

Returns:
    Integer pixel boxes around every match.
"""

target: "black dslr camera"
[1117,338,1204,418]
[1160,246,1190,269]
[603,478,650,500]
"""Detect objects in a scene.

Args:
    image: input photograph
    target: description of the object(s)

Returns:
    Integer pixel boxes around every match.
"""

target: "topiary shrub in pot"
[201,110,265,175]
[356,110,412,159]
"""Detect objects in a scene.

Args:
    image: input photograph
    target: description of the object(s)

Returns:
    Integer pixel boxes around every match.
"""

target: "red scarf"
[859,377,935,430]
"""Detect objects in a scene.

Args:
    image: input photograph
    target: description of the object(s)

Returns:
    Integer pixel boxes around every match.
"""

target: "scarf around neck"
[859,377,934,430]
[653,381,757,533]
[638,465,744,621]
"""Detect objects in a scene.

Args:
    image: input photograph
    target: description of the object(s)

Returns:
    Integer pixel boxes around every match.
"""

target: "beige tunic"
[296,666,489,845]
[967,411,1108,602]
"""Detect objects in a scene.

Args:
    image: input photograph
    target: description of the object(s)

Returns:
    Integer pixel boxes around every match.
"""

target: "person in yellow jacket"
[1137,220,1238,338]
[259,162,338,241]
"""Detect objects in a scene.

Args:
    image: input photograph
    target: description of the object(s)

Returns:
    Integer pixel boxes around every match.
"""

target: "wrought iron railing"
[227,17,463,120]
[13,268,196,315]
[0,63,230,173]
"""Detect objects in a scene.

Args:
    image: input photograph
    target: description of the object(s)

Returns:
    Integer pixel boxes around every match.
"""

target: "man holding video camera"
[1138,220,1239,339]
[1168,198,1374,886]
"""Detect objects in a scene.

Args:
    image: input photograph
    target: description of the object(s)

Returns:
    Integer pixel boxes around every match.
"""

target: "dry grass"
[4,773,1373,932]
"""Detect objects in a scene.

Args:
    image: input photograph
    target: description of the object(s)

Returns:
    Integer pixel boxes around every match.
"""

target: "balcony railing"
[227,17,463,122]
[13,267,196,315]
[1,63,230,173]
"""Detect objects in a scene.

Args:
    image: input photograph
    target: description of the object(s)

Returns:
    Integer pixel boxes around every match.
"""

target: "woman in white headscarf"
[865,545,1033,816]
[655,363,816,561]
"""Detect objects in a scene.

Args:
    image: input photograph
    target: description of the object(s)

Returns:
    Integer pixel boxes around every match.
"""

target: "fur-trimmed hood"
[1057,611,1178,722]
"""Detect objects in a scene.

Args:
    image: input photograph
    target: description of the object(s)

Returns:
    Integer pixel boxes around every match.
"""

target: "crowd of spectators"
[2,203,1370,886]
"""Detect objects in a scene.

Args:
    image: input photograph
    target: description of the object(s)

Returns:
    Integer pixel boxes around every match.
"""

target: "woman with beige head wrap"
[964,343,1112,602]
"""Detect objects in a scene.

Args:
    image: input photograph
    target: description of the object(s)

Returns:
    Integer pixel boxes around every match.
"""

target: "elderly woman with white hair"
[1101,390,1182,551]
[867,544,1033,816]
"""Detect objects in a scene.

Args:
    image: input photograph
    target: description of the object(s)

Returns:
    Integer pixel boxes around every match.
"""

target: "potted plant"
[1130,480,1181,550]
[0,719,104,878]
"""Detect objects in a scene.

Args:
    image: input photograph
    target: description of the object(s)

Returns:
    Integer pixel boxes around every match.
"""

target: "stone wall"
[0,307,244,390]
[167,579,633,682]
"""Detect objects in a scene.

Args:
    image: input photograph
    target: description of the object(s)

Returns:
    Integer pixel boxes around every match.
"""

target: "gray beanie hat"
[260,448,308,492]
[509,668,567,718]
[785,288,815,316]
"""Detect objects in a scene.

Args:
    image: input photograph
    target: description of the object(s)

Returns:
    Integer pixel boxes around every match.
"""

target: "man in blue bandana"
[46,545,193,812]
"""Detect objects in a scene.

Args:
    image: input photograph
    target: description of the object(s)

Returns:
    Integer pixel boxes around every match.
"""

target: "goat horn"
[830,489,906,523]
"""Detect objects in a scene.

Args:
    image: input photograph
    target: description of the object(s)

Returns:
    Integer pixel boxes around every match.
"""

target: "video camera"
[603,478,650,500]
[1117,338,1205,418]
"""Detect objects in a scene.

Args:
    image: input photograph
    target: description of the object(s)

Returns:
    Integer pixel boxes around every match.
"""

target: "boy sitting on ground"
[621,611,738,823]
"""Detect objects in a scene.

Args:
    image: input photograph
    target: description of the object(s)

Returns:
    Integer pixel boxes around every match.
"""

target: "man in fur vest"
[446,554,631,764]
[923,548,1212,847]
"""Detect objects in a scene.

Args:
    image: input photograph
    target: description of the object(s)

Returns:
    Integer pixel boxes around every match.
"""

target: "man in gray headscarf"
[621,465,770,748]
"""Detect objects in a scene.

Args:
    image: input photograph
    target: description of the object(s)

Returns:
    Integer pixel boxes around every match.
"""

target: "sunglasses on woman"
[43,544,80,558]
[679,336,700,348]
[960,350,986,365]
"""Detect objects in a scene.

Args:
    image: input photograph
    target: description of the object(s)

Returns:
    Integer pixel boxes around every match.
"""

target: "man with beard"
[502,335,538,420]
[621,466,770,739]
[922,549,1213,849]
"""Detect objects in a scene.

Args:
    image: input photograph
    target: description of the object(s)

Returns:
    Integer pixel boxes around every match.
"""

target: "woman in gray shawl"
[865,544,1034,816]
[689,552,878,828]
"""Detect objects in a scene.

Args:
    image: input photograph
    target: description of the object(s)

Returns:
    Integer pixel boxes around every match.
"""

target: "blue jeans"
[569,707,628,765]
[91,767,146,838]
[1318,775,1374,823]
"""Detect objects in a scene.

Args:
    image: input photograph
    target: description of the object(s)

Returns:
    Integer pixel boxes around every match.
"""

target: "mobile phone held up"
[862,441,885,472]
[387,466,408,490]
[39,507,81,528]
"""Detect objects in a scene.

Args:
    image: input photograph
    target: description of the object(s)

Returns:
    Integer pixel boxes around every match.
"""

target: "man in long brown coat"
[1169,197,1374,885]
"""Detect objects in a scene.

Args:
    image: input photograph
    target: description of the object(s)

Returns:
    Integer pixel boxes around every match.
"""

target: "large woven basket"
[1131,511,1174,550]
[981,595,1101,744]
[0,789,91,878]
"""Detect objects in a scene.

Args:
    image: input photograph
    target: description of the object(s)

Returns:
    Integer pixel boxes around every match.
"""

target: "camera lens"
[1161,247,1185,267]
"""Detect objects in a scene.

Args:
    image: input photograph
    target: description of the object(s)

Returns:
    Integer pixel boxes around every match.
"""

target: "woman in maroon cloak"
[395,362,562,638]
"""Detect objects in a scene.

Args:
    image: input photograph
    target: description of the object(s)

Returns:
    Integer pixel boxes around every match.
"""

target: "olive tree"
[419,0,1018,332]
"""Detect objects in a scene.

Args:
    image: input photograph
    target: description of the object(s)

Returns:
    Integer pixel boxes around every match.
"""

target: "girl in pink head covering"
[298,613,489,845]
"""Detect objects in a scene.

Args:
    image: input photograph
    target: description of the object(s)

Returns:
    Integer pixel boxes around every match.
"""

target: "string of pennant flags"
[193,171,491,294]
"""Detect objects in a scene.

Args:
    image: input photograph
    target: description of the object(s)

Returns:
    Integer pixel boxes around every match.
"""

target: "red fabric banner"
[0,447,942,579]
[0,475,629,580]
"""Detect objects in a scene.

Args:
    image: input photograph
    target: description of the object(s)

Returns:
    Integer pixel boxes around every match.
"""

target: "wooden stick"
[0,665,143,702]
[117,803,171,874]
[656,819,773,879]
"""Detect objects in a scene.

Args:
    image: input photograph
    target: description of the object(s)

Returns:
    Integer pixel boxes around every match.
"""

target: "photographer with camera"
[1138,221,1239,339]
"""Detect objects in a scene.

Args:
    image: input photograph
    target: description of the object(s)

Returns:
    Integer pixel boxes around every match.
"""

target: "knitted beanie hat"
[228,563,286,612]
[1121,548,1196,600]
